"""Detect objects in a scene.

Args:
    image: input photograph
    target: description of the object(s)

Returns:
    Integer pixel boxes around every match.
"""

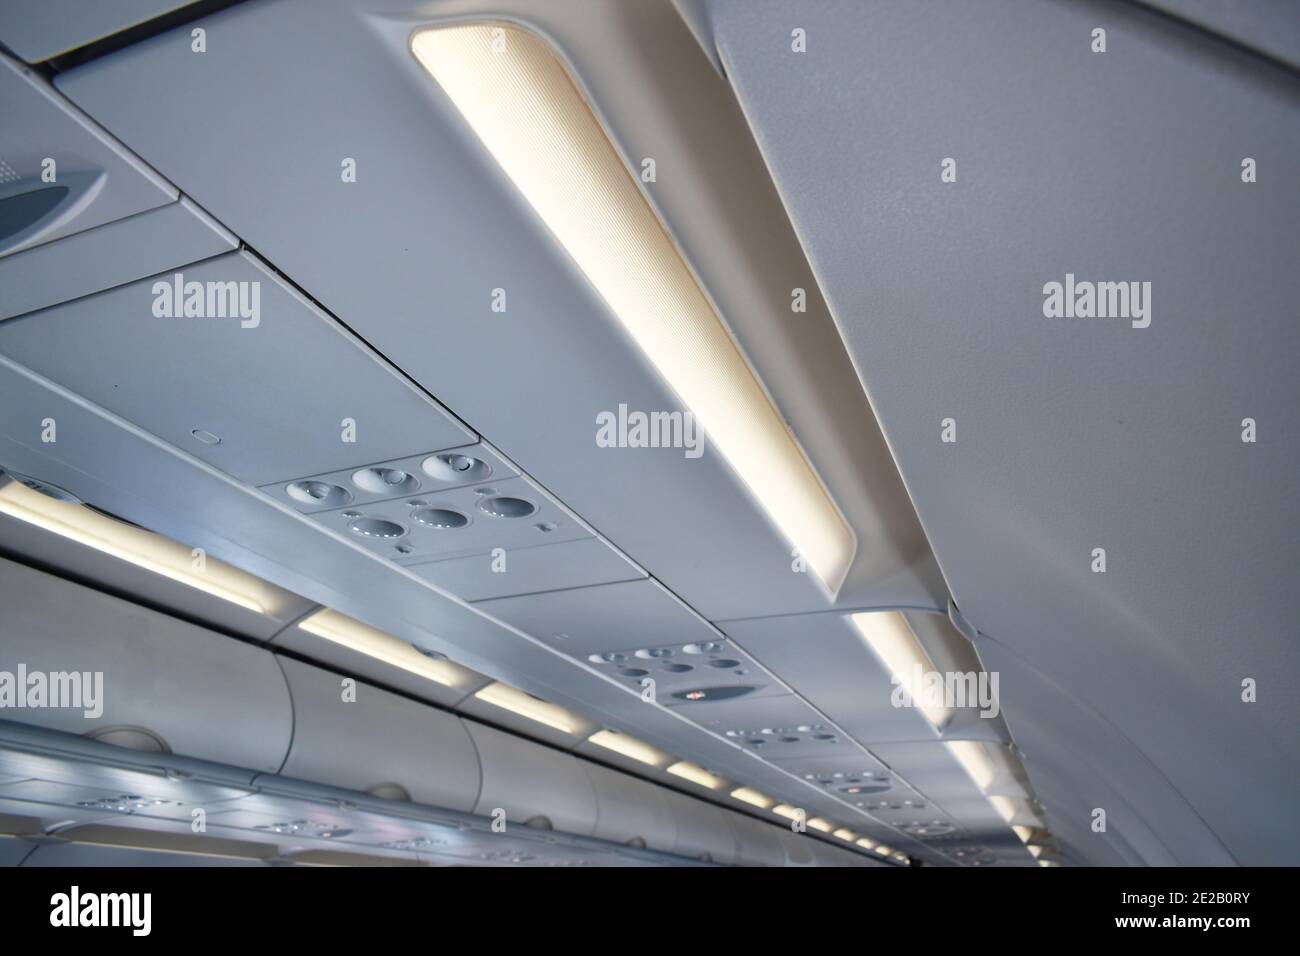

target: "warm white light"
[666,761,725,791]
[587,729,668,768]
[772,804,803,821]
[851,612,951,730]
[1028,844,1045,858]
[730,787,774,810]
[1012,825,1035,844]
[1039,859,1060,867]
[874,845,892,856]
[833,828,857,842]
[806,818,834,833]
[298,609,473,688]
[411,23,856,594]
[473,682,584,734]
[989,794,1040,827]
[856,837,877,850]
[0,478,267,613]
[946,740,999,791]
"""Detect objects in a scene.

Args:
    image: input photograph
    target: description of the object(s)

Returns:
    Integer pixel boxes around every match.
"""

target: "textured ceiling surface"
[696,0,1300,864]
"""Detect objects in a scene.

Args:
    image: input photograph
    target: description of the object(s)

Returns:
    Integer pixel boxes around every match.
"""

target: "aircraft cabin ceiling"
[0,0,1296,876]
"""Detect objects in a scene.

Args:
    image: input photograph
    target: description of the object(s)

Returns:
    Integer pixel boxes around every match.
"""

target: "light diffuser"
[473,682,585,734]
[297,609,474,689]
[850,611,952,730]
[666,761,725,791]
[0,477,267,613]
[729,787,774,810]
[586,729,668,767]
[411,23,855,593]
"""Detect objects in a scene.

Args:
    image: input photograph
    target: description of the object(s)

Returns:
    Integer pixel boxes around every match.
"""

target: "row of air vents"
[585,640,766,703]
[254,819,351,839]
[724,724,840,748]
[76,794,180,814]
[264,444,588,564]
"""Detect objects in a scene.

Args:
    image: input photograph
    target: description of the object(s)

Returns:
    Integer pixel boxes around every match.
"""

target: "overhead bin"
[275,657,481,813]
[0,556,292,773]
[0,51,175,257]
[464,720,598,837]
[662,789,739,865]
[728,812,786,867]
[582,762,677,853]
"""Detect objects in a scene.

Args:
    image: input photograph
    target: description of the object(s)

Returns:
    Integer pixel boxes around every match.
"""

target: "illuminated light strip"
[666,761,725,791]
[772,804,802,821]
[856,837,877,850]
[833,828,857,842]
[806,817,834,833]
[586,729,668,768]
[850,612,952,730]
[297,609,472,689]
[411,23,856,594]
[946,740,999,792]
[473,682,585,735]
[0,478,266,613]
[729,787,774,810]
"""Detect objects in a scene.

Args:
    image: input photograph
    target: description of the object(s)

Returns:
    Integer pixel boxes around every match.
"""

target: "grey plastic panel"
[276,657,482,813]
[0,557,292,771]
[722,612,946,744]
[583,762,678,853]
[312,475,590,566]
[464,721,598,837]
[669,693,849,758]
[0,250,474,485]
[0,52,175,256]
[1138,0,1300,71]
[0,1,199,63]
[21,842,267,867]
[409,536,645,602]
[0,835,33,867]
[474,578,722,658]
[0,196,236,320]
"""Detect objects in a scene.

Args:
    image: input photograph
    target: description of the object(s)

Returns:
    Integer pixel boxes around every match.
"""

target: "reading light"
[730,787,775,810]
[297,609,473,688]
[806,817,834,833]
[0,476,267,613]
[946,739,999,791]
[587,729,668,768]
[850,612,952,730]
[411,23,855,594]
[473,682,584,734]
[666,761,725,791]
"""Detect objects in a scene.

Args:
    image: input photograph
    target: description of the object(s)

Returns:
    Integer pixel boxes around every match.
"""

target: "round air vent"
[352,467,420,496]
[422,452,492,482]
[348,516,406,539]
[412,507,469,529]
[286,479,353,508]
[477,495,537,519]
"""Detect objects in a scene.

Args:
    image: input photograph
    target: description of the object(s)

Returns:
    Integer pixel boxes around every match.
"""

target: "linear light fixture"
[771,804,802,822]
[587,729,668,768]
[297,609,473,689]
[729,787,774,810]
[0,476,267,613]
[833,828,857,842]
[946,739,999,792]
[850,612,952,730]
[411,23,855,594]
[473,682,585,735]
[874,845,893,856]
[855,837,877,850]
[806,817,834,833]
[666,761,725,791]
[1012,825,1035,844]
[1027,844,1045,859]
